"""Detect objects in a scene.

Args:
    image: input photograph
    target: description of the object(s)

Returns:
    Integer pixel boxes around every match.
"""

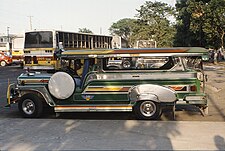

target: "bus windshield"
[24,31,53,48]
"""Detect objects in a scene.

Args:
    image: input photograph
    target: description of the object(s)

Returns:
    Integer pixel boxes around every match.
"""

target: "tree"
[135,1,176,47]
[174,0,198,47]
[78,28,93,34]
[187,0,207,47]
[109,1,176,47]
[174,0,225,49]
[203,0,225,49]
[109,18,136,41]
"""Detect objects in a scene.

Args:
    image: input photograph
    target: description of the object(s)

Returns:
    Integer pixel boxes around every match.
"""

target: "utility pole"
[28,16,33,30]
[6,27,10,55]
[100,27,102,35]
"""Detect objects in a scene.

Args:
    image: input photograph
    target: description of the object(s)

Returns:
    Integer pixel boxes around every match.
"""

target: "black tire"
[133,100,162,120]
[18,93,43,118]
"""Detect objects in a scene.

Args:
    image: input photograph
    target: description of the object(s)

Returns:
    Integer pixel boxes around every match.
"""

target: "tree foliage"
[78,28,93,34]
[109,1,176,47]
[109,18,136,41]
[109,0,225,49]
[174,0,225,49]
[203,0,225,49]
[135,1,176,47]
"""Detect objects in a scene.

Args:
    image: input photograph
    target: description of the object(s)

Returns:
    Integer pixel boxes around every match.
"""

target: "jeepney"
[7,47,208,120]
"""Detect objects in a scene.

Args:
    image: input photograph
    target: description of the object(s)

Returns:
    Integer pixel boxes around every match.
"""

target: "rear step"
[54,105,133,112]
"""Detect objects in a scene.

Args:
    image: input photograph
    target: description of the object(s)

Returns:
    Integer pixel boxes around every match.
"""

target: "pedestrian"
[214,50,218,64]
[211,50,215,63]
[217,50,222,62]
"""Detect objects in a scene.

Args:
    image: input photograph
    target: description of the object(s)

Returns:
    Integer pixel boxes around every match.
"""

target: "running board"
[54,105,133,112]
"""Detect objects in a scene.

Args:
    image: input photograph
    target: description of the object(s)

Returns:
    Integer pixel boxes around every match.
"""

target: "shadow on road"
[214,135,225,150]
[0,115,179,150]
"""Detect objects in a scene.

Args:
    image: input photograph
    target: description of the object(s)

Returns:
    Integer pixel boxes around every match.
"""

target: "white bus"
[23,30,113,70]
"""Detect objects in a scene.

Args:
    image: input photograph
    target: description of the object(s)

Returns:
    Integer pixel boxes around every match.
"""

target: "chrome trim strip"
[95,72,196,80]
[54,106,132,112]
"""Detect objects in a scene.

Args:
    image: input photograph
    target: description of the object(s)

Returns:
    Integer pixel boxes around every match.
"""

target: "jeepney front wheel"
[18,93,43,118]
[134,100,162,120]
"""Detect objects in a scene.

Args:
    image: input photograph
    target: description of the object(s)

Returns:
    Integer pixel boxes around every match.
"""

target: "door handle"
[132,75,140,78]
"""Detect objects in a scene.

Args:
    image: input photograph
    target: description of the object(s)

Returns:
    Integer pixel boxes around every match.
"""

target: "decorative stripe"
[21,79,49,84]
[84,86,130,92]
[83,85,191,94]
[55,106,132,112]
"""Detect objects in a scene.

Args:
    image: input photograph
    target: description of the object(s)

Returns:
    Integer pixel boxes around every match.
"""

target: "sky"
[0,0,176,35]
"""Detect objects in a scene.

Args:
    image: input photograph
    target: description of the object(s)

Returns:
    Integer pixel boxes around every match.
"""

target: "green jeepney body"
[7,47,208,119]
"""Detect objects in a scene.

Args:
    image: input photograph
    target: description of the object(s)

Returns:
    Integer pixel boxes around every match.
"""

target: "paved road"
[1,118,225,150]
[0,64,225,150]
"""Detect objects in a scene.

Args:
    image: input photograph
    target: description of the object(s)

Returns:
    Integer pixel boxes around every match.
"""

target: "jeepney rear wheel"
[18,93,43,118]
[134,100,162,120]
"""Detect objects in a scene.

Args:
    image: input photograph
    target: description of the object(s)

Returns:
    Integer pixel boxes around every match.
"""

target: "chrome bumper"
[6,83,19,107]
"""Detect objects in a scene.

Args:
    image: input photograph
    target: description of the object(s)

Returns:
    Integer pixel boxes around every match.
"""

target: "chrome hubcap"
[1,61,6,66]
[140,101,156,117]
[22,99,35,115]
[123,61,131,68]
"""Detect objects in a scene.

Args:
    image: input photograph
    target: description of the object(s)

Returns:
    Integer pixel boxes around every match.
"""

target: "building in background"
[0,34,13,55]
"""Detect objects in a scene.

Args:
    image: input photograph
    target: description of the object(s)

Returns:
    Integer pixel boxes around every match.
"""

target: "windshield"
[183,56,203,70]
[24,31,53,48]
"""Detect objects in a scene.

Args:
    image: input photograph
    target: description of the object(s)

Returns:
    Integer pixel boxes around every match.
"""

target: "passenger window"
[104,57,175,70]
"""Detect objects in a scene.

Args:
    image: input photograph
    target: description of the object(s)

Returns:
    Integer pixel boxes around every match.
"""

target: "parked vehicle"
[0,52,12,66]
[7,47,208,119]
[11,36,24,66]
[23,30,113,70]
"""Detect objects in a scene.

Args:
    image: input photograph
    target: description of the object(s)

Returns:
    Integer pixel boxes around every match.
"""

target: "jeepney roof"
[60,47,208,59]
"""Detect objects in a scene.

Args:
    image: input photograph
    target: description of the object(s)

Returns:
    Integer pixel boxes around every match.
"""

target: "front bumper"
[176,93,207,106]
[6,83,19,107]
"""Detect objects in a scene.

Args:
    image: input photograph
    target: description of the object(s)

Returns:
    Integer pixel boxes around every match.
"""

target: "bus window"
[24,31,53,48]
